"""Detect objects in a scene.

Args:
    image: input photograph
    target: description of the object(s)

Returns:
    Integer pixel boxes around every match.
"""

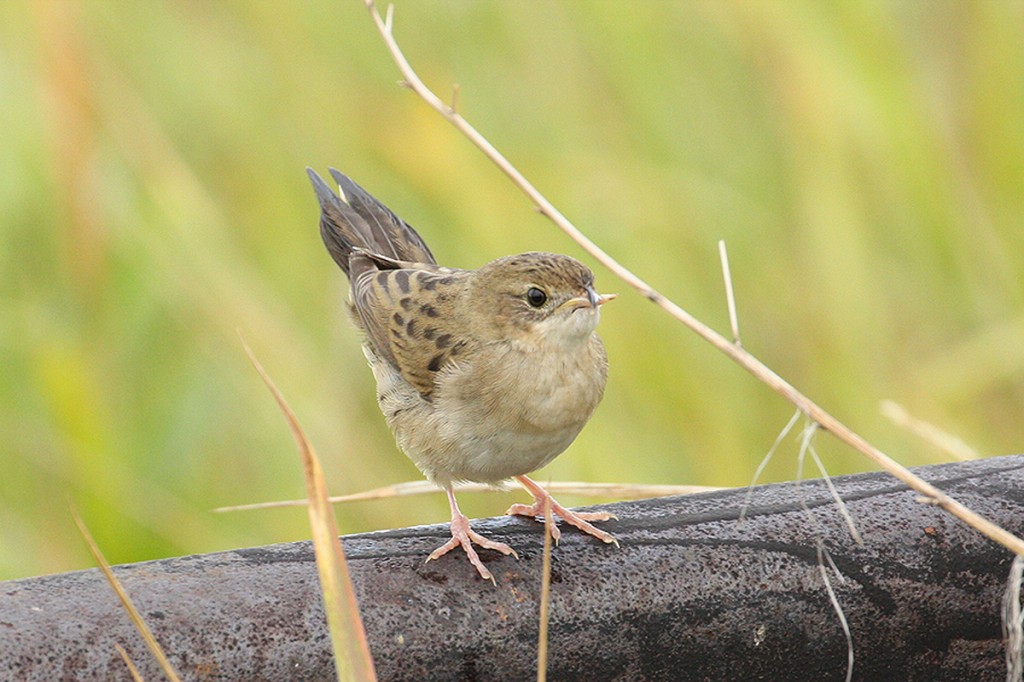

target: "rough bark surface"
[2,456,1022,681]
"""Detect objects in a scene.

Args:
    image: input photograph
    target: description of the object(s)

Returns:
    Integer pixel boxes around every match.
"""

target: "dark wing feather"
[308,168,361,275]
[307,167,437,276]
[327,168,436,266]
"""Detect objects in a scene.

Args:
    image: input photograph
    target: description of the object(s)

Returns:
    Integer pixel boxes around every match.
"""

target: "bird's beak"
[564,287,618,311]
[588,287,617,308]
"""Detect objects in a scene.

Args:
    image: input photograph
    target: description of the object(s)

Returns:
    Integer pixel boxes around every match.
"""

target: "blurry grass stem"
[881,400,981,462]
[364,0,1024,558]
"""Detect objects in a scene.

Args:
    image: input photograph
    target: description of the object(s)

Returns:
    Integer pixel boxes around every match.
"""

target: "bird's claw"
[507,497,618,546]
[427,513,518,583]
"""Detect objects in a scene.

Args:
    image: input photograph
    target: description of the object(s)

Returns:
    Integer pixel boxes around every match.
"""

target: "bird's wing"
[350,255,471,398]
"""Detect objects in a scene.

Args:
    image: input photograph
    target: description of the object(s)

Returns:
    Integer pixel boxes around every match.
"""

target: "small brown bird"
[308,168,616,582]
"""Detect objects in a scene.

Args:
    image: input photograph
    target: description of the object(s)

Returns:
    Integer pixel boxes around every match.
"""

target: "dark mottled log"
[2,456,1022,681]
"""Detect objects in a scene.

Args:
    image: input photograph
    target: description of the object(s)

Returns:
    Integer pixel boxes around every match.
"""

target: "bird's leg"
[507,475,619,546]
[427,485,518,584]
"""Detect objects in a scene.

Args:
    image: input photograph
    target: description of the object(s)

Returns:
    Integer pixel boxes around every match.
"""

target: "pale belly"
[371,334,607,486]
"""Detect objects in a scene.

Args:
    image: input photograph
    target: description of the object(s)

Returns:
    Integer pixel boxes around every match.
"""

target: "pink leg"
[427,486,518,584]
[507,475,618,546]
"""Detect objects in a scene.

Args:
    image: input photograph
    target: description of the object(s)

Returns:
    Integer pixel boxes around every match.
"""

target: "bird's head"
[467,252,615,345]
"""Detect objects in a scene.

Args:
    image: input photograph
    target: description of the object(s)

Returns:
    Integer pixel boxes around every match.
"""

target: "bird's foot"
[427,512,518,584]
[507,476,618,547]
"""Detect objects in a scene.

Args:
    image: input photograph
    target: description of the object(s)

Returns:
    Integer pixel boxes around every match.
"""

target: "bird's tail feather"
[306,167,436,277]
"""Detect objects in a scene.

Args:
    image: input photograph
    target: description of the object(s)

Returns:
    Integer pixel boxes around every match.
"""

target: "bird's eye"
[526,287,548,308]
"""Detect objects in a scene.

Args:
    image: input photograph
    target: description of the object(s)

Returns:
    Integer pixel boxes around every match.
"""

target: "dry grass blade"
[241,339,376,682]
[362,0,1024,557]
[537,496,554,682]
[71,507,182,682]
[213,480,718,513]
[212,480,444,512]
[115,643,145,682]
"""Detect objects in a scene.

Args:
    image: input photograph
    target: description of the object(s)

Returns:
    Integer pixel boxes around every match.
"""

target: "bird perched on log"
[308,167,617,583]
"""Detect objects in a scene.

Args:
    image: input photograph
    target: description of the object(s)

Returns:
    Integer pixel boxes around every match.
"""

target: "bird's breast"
[369,333,608,485]
[427,334,608,480]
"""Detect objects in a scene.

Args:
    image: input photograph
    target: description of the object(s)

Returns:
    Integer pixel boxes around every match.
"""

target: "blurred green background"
[2,1,1022,581]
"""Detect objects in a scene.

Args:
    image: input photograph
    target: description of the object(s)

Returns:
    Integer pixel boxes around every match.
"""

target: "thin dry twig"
[363,0,1024,557]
